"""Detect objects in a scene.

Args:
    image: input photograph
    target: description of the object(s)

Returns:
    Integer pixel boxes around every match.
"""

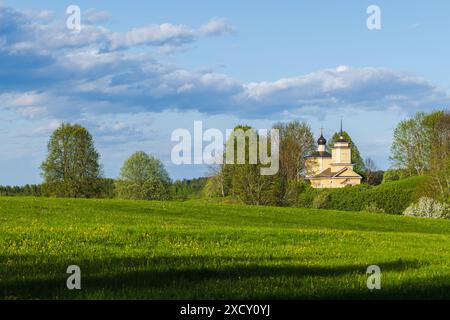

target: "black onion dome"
[317,134,327,145]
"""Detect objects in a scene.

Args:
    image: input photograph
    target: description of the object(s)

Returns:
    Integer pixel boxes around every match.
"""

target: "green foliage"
[0,184,43,197]
[363,202,386,214]
[171,177,208,199]
[230,164,283,206]
[203,172,225,198]
[214,125,282,205]
[297,176,426,214]
[382,169,402,183]
[96,178,117,199]
[273,120,316,180]
[116,151,171,200]
[1,197,450,299]
[0,179,116,199]
[327,131,365,174]
[283,179,310,206]
[297,183,318,208]
[210,122,315,206]
[40,123,102,198]
[423,111,450,203]
[389,110,446,176]
[364,171,384,186]
[312,192,330,209]
[389,110,449,203]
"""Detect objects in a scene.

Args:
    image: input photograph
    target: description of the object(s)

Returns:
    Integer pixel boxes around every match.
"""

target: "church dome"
[317,134,327,145]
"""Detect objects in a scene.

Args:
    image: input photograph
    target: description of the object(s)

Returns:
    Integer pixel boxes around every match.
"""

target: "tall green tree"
[272,121,315,204]
[327,131,365,174]
[115,151,171,200]
[206,125,281,205]
[420,111,450,203]
[41,123,102,198]
[273,121,316,180]
[389,111,446,177]
[390,112,431,176]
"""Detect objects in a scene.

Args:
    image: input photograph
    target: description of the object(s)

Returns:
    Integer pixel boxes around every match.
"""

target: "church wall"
[305,157,332,176]
[332,148,341,163]
[310,177,362,189]
[322,158,332,172]
[332,147,351,164]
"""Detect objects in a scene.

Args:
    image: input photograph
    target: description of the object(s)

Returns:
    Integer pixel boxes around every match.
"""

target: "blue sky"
[1,1,449,185]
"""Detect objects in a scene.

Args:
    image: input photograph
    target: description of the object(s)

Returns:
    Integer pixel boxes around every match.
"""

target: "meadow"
[0,196,449,299]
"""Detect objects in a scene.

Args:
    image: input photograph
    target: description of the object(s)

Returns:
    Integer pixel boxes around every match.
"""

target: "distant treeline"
[1,110,447,217]
[0,177,208,199]
[0,184,43,197]
[171,177,208,199]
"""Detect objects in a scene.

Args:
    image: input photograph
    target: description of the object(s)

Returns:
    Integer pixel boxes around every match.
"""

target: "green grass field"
[0,196,449,299]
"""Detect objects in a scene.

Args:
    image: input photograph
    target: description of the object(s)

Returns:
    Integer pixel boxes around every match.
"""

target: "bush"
[382,169,401,183]
[297,184,318,208]
[403,197,450,219]
[284,180,309,206]
[363,202,385,214]
[296,176,426,214]
[312,192,330,209]
[96,178,116,199]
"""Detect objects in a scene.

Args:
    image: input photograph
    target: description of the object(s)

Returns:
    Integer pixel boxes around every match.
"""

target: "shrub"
[296,176,426,214]
[382,169,401,183]
[312,192,330,209]
[363,202,385,214]
[403,197,450,219]
[297,184,319,208]
[284,180,309,206]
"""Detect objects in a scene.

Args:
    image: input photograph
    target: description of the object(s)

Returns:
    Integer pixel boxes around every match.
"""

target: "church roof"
[305,151,332,158]
[308,167,363,179]
[317,134,327,145]
[313,168,334,177]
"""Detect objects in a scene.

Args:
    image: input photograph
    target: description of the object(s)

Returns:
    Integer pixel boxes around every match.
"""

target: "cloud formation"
[0,5,448,123]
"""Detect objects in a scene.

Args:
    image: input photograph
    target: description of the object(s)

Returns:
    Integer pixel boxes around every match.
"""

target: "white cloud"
[1,5,448,121]
[109,18,235,51]
[0,6,234,54]
[0,91,49,118]
[84,9,111,24]
[37,10,53,21]
[198,18,236,36]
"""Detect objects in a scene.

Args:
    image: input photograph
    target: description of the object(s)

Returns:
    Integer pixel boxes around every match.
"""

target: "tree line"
[1,109,448,206]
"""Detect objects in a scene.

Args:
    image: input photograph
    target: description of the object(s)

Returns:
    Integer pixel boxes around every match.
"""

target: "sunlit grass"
[0,197,449,299]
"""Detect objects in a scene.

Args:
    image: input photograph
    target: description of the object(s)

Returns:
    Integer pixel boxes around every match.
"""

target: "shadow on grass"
[1,256,448,299]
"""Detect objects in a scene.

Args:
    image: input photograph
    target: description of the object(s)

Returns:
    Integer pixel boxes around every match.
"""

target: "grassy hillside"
[0,196,449,299]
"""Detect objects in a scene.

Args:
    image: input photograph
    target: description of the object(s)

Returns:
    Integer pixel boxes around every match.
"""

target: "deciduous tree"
[115,151,171,200]
[41,123,102,197]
